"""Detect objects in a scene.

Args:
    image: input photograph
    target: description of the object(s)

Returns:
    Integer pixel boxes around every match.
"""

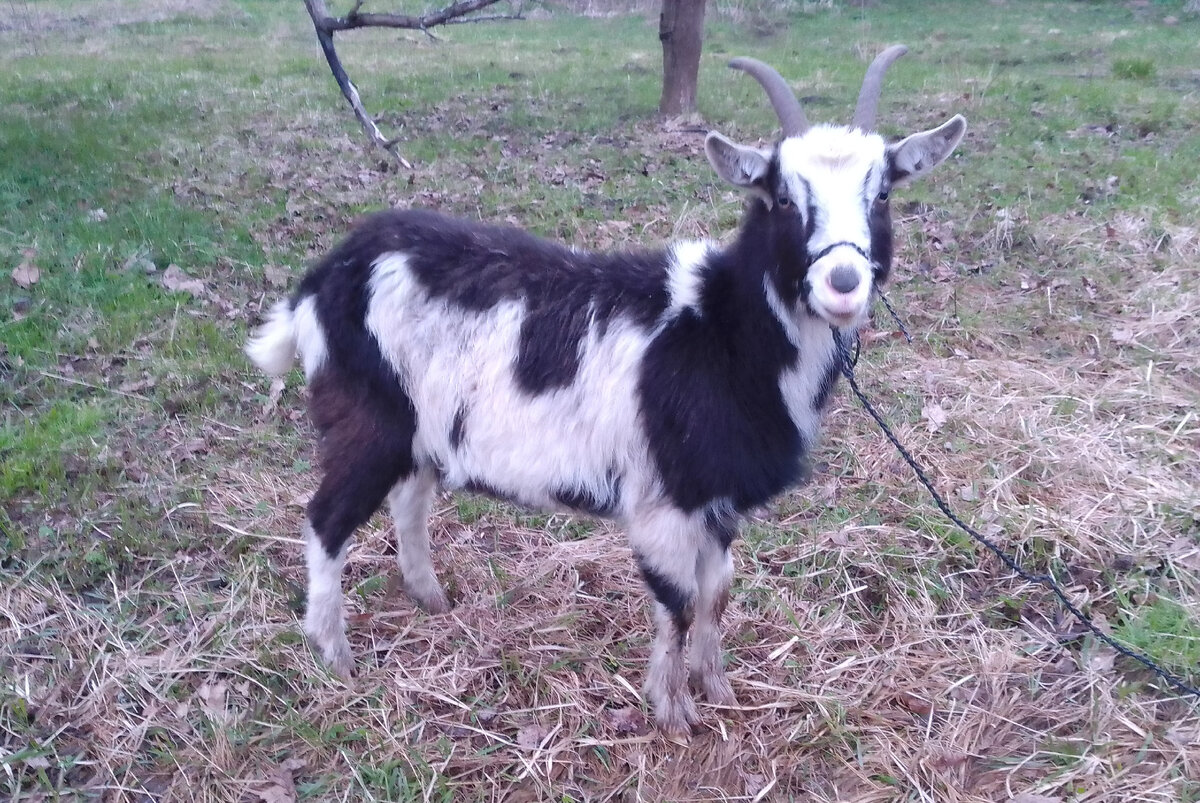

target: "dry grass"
[3,3,1199,800]
[5,266,1197,799]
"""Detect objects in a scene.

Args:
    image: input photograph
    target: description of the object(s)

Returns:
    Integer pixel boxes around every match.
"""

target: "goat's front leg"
[630,507,703,736]
[689,532,736,706]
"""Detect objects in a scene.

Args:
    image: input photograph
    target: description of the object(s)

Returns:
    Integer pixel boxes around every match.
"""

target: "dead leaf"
[1011,794,1062,803]
[171,438,209,461]
[161,264,207,297]
[1083,646,1116,674]
[123,251,157,273]
[515,722,551,750]
[921,400,949,433]
[1167,537,1200,572]
[604,706,647,735]
[263,264,292,289]
[262,377,286,415]
[896,692,933,717]
[1165,724,1199,748]
[197,680,228,723]
[86,208,108,223]
[828,529,851,547]
[253,757,306,803]
[118,377,156,394]
[957,485,978,502]
[1110,327,1136,345]
[12,249,39,288]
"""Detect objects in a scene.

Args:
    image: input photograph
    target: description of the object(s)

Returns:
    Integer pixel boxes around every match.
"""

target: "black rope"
[832,327,1200,700]
[876,290,913,344]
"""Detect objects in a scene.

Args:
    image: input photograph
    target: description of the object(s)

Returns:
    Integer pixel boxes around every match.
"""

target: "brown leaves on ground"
[161,263,208,297]
[921,398,950,433]
[11,247,39,288]
[249,758,306,803]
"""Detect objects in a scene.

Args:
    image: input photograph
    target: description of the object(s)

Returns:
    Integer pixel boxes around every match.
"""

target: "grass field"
[2,0,1199,799]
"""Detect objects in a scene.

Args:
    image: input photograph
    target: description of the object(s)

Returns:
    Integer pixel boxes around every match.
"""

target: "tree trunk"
[658,0,706,116]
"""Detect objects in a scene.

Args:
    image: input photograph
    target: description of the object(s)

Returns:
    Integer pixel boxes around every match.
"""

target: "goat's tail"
[245,299,298,377]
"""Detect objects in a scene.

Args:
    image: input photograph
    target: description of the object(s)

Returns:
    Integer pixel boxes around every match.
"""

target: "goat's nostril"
[829,265,861,294]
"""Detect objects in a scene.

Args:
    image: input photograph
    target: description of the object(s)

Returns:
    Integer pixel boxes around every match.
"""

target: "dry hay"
[5,324,1198,800]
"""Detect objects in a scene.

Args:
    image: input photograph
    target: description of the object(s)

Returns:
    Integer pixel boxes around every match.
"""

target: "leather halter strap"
[810,240,873,264]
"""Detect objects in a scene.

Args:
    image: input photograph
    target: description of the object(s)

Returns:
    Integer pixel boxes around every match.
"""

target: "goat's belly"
[424,426,635,520]
[405,352,650,519]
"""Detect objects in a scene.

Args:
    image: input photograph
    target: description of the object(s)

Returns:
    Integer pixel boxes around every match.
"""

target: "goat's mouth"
[811,301,869,329]
[805,261,873,329]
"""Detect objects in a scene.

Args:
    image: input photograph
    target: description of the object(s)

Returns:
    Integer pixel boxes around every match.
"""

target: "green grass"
[1115,596,1200,675]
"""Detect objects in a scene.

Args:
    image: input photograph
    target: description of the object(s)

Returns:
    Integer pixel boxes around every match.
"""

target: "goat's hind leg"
[305,455,412,676]
[389,465,450,614]
[303,378,417,678]
[303,518,354,678]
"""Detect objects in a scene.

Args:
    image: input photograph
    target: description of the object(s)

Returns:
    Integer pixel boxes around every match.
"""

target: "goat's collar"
[810,240,872,264]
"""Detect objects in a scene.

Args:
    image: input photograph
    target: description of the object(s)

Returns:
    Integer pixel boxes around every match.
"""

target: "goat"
[246,46,965,735]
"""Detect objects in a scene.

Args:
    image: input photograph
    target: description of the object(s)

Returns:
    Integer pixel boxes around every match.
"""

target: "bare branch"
[323,0,509,31]
[302,0,516,161]
[442,13,525,25]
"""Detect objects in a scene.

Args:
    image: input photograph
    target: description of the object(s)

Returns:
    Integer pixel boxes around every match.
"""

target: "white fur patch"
[365,252,658,520]
[293,296,329,379]
[666,240,713,316]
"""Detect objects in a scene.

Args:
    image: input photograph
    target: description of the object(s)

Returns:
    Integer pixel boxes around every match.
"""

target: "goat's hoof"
[407,583,451,615]
[693,672,737,707]
[326,648,354,680]
[420,592,452,615]
[653,693,701,739]
[311,637,354,679]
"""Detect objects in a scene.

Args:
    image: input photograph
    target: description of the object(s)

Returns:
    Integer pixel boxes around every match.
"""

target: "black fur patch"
[636,554,693,636]
[704,508,739,550]
[318,209,672,394]
[552,469,622,517]
[463,478,512,501]
[868,198,894,285]
[306,369,418,560]
[449,405,467,449]
[638,206,807,514]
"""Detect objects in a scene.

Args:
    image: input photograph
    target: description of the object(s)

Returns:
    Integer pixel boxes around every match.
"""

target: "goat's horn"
[729,57,809,138]
[851,44,908,131]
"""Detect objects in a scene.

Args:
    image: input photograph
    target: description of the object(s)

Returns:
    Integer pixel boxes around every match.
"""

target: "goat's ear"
[706,132,772,201]
[887,114,966,185]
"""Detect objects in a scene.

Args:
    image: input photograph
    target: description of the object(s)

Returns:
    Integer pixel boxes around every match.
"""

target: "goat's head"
[706,46,966,329]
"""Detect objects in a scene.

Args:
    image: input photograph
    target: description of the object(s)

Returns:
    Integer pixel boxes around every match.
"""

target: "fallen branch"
[301,0,519,164]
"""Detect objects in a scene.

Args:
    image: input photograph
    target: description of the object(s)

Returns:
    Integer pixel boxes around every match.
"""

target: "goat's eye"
[877,190,890,203]
[777,195,791,208]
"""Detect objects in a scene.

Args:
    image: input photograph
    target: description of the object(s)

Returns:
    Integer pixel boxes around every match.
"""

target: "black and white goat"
[247,46,965,735]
